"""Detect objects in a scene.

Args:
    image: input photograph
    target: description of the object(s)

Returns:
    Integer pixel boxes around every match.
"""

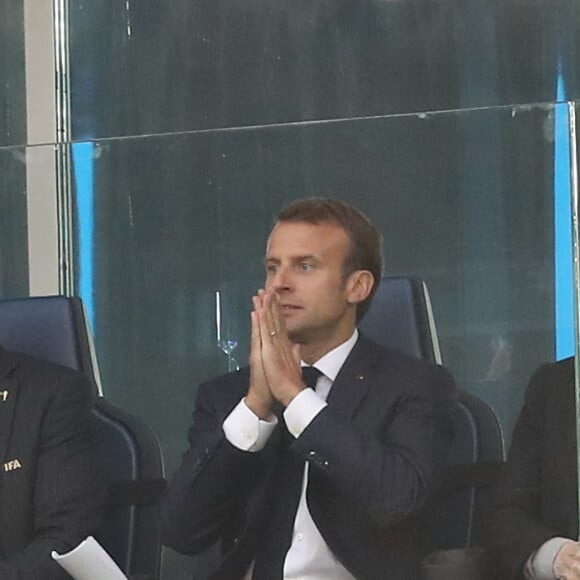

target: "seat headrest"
[359,276,441,363]
[0,295,88,373]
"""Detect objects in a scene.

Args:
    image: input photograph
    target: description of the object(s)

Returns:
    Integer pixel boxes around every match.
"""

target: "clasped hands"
[554,541,580,580]
[245,289,304,420]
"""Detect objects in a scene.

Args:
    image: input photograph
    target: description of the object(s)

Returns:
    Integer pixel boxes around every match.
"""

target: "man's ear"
[346,270,374,306]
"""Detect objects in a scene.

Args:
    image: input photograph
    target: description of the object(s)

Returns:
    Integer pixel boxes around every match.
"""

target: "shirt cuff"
[283,388,327,438]
[222,398,277,452]
[525,537,573,580]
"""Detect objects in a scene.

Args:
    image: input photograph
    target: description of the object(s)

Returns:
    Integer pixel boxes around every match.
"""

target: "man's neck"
[300,329,357,365]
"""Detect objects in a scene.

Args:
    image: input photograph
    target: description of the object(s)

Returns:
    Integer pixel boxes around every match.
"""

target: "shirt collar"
[301,329,358,382]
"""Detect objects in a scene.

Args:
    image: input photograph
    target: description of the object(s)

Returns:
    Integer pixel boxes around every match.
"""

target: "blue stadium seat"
[359,277,504,551]
[0,295,165,580]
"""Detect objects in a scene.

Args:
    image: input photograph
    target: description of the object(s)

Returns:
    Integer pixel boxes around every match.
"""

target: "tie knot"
[301,366,322,389]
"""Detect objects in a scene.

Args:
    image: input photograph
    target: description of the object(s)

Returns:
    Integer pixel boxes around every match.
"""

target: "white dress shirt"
[222,330,359,580]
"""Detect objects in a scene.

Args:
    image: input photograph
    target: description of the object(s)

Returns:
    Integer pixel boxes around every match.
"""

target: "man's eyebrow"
[271,254,319,262]
[264,254,320,264]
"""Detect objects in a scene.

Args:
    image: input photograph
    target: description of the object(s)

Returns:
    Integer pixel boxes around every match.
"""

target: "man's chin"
[286,326,306,345]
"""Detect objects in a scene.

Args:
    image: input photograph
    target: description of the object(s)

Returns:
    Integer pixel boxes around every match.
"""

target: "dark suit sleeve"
[0,373,104,580]
[294,362,456,528]
[162,377,267,555]
[484,364,559,580]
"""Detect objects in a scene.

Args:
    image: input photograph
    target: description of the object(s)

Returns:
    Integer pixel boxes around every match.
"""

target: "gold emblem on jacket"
[3,459,22,472]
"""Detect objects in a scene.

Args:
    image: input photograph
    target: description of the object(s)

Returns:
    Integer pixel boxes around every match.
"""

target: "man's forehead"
[265,221,349,257]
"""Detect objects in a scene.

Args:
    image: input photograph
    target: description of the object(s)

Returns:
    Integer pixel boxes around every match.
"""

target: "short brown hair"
[276,197,383,320]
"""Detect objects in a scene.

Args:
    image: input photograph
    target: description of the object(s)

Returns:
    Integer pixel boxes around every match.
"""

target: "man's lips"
[280,304,302,312]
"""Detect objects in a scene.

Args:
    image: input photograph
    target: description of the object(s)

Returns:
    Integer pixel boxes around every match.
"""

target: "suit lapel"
[326,335,380,422]
[0,348,20,465]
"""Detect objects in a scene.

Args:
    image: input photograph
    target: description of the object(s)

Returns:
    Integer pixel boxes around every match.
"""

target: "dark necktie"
[251,366,322,580]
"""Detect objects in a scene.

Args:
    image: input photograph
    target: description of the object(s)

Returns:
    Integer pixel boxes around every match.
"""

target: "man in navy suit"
[163,198,457,579]
[0,346,104,579]
[485,357,580,580]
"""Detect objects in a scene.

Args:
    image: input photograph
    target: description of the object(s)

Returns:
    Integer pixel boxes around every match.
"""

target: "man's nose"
[269,268,291,292]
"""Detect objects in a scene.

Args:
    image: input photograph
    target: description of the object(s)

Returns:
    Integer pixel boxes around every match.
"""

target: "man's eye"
[265,265,278,274]
[299,262,313,272]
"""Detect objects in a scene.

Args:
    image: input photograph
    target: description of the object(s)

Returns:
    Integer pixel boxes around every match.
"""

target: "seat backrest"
[0,295,101,393]
[0,295,165,579]
[359,276,442,363]
[359,277,504,550]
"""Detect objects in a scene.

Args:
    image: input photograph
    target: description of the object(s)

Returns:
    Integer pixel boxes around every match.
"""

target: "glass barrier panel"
[574,100,580,542]
[68,1,580,140]
[0,0,26,148]
[0,142,54,299]
[63,102,572,578]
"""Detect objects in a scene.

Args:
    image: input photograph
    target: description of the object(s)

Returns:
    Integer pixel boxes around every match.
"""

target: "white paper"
[51,535,128,580]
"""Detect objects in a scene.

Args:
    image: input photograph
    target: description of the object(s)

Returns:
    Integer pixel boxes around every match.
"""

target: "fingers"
[255,290,285,355]
[258,290,273,341]
[249,309,260,357]
[292,343,301,365]
[251,289,286,358]
[249,289,303,407]
[572,557,580,580]
[252,289,274,337]
[255,290,298,365]
[261,291,281,339]
[247,299,277,418]
[554,542,580,580]
[264,293,297,369]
